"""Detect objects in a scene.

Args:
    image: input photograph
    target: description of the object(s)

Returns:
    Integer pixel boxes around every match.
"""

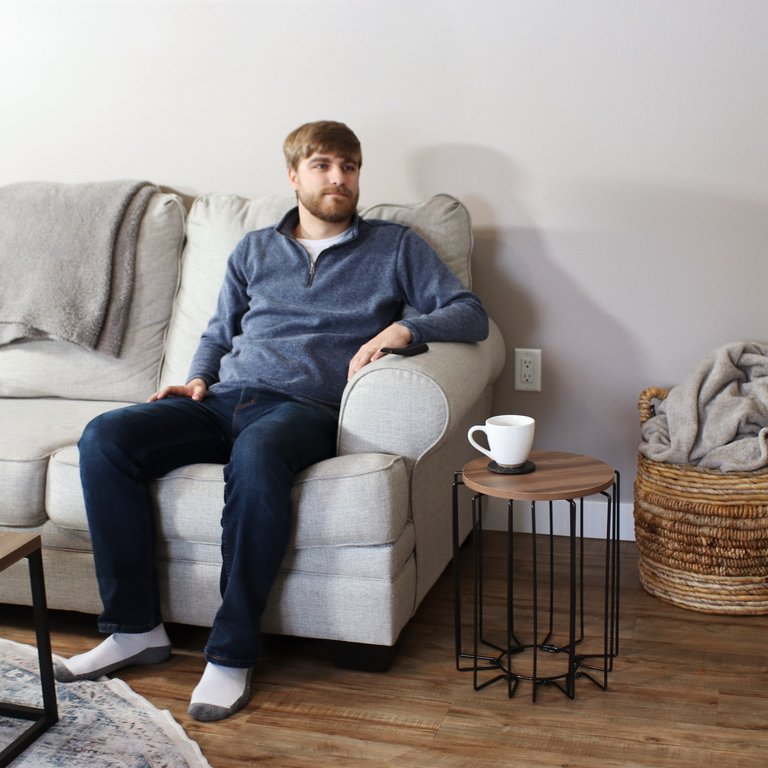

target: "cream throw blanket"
[0,180,156,356]
[640,341,768,472]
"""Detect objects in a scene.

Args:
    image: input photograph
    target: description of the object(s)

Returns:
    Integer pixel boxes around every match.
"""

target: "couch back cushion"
[0,192,185,402]
[160,193,473,386]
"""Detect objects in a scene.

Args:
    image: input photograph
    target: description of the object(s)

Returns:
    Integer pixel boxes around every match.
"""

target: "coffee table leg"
[0,549,59,767]
[28,548,59,725]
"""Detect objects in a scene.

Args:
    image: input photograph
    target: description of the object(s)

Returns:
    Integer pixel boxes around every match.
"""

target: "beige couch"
[0,187,505,669]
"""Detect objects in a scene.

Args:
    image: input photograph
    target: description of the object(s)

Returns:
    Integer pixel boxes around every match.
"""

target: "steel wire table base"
[452,464,620,702]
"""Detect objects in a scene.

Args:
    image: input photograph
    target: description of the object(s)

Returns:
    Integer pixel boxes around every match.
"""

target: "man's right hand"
[148,378,208,402]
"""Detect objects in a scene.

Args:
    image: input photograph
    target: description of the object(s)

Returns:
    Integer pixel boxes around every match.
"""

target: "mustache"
[322,186,352,196]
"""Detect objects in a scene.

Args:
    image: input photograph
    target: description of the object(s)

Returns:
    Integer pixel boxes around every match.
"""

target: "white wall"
[3,1,767,520]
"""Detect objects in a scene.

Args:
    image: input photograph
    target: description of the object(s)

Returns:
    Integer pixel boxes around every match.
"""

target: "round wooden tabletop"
[462,451,615,501]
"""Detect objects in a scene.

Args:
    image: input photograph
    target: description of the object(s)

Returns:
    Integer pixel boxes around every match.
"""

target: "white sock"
[190,662,251,708]
[62,624,170,678]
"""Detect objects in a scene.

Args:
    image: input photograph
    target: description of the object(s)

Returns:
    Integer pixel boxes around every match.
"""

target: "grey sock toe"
[53,662,76,683]
[188,670,253,722]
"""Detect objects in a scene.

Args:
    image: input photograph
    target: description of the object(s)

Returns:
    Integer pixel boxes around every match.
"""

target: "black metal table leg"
[566,498,577,699]
[28,548,58,724]
[0,545,59,768]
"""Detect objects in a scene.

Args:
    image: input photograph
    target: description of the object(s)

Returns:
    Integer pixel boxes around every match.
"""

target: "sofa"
[0,186,505,669]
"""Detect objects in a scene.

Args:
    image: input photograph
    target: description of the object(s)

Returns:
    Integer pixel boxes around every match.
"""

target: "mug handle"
[467,426,493,460]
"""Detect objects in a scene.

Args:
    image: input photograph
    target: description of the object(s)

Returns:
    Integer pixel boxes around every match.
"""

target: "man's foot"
[54,624,172,682]
[188,662,253,722]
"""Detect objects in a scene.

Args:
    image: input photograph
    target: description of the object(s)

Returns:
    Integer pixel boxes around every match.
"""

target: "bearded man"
[55,121,489,721]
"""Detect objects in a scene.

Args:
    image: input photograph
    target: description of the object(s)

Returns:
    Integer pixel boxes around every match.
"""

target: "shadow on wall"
[471,225,649,495]
[404,141,543,359]
[405,143,647,497]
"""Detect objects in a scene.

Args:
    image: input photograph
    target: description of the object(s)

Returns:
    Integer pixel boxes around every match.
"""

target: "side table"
[452,451,620,701]
[0,532,59,767]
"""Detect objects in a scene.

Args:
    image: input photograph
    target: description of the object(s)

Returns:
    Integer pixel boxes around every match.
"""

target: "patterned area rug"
[0,638,210,767]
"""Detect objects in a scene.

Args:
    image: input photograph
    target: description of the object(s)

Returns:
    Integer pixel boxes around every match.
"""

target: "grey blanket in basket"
[0,180,156,356]
[640,341,768,472]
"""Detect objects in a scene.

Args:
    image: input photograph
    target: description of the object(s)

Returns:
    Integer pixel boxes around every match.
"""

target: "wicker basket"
[634,387,768,614]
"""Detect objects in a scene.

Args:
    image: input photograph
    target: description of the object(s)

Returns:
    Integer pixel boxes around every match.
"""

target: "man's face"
[288,151,361,224]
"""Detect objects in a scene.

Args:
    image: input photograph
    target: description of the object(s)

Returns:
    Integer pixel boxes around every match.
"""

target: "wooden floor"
[2,533,767,767]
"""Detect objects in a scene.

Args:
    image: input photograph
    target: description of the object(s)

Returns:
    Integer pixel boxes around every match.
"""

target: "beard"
[297,186,359,223]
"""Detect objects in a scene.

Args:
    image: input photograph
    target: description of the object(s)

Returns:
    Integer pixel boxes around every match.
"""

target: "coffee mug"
[467,415,535,467]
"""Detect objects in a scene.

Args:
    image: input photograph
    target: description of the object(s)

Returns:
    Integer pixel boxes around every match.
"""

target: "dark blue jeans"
[78,388,338,668]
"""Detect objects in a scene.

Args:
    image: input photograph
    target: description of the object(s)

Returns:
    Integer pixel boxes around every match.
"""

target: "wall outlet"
[514,348,541,391]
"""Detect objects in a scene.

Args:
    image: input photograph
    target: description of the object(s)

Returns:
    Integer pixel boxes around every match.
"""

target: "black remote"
[380,342,429,356]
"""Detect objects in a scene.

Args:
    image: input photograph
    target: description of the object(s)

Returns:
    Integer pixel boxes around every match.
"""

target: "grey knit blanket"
[640,341,768,472]
[0,180,156,356]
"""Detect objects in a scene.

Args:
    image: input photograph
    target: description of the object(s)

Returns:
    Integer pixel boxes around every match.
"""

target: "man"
[55,121,489,721]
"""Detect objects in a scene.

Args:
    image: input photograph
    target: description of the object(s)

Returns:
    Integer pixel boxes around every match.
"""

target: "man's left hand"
[347,323,413,380]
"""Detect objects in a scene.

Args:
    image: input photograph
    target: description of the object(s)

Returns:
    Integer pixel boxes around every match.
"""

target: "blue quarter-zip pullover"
[187,207,489,410]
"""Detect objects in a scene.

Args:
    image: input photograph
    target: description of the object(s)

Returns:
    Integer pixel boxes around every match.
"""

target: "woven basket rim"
[636,452,768,482]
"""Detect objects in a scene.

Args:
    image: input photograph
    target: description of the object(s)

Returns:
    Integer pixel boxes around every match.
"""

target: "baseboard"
[478,496,636,541]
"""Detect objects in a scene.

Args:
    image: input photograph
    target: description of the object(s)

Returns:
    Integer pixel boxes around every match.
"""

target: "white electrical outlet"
[514,348,541,391]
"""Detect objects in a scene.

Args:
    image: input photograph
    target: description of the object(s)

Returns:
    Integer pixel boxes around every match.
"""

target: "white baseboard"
[477,496,636,541]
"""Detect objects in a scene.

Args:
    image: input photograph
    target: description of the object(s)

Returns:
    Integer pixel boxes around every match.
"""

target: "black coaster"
[488,460,536,475]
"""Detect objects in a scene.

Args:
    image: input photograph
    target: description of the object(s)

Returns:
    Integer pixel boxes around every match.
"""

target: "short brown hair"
[283,121,362,171]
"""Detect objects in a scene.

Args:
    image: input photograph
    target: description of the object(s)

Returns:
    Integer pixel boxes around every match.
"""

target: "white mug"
[467,415,535,467]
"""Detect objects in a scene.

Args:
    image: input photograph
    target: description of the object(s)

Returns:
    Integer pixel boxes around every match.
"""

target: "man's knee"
[80,410,119,453]
[78,407,140,469]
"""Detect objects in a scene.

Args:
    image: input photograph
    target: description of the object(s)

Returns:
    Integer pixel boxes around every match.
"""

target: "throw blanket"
[640,341,768,472]
[0,180,156,356]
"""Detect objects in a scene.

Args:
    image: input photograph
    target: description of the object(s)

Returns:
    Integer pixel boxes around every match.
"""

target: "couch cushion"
[47,446,410,549]
[0,399,129,527]
[0,192,185,402]
[160,192,472,386]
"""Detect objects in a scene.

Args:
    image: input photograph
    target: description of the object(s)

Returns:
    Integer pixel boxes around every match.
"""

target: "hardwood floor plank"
[717,690,768,730]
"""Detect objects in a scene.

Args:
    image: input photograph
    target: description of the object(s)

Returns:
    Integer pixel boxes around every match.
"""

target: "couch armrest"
[337,319,505,459]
